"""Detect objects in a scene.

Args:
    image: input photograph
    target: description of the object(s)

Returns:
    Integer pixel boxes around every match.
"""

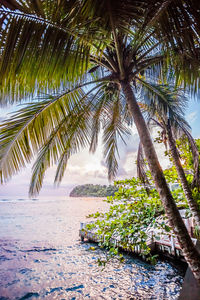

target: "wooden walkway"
[79,216,197,260]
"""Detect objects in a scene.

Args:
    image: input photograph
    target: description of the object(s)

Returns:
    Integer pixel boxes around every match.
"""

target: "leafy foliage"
[139,84,200,189]
[175,138,200,208]
[86,138,200,264]
[0,1,200,196]
[86,174,174,264]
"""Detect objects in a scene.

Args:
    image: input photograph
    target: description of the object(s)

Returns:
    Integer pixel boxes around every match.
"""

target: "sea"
[0,196,185,299]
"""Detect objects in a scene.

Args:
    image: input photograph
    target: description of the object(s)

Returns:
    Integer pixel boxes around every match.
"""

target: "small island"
[69,184,118,197]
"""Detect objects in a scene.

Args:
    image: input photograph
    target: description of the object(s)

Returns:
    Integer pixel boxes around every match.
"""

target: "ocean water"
[0,197,184,300]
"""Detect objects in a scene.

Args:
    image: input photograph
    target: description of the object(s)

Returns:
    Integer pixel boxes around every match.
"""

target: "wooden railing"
[79,220,198,260]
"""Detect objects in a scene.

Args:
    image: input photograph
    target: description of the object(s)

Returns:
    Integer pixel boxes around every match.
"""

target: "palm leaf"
[29,103,92,195]
[138,81,200,188]
[89,82,122,153]
[180,127,200,189]
[102,96,130,180]
[0,5,109,103]
[0,85,92,182]
[137,78,189,125]
[54,109,92,186]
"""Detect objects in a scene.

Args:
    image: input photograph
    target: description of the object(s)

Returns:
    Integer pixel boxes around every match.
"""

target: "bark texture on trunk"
[121,81,200,283]
[167,124,200,228]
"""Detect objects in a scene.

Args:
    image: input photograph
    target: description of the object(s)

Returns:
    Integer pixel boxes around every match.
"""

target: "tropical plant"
[0,1,200,281]
[138,84,200,228]
[86,176,163,265]
[177,138,200,178]
[86,168,193,265]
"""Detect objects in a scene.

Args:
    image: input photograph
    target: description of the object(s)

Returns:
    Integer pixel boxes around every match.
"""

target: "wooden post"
[170,235,175,256]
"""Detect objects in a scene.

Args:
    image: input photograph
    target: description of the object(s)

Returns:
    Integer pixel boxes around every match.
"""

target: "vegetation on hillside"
[70,184,118,197]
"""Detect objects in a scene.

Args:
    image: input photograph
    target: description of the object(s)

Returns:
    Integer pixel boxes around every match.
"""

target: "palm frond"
[144,0,200,53]
[54,110,92,186]
[137,79,193,140]
[89,89,107,154]
[89,82,121,153]
[102,96,130,181]
[0,83,98,183]
[0,5,109,103]
[137,78,189,127]
[180,127,200,189]
[29,104,92,196]
[138,80,200,187]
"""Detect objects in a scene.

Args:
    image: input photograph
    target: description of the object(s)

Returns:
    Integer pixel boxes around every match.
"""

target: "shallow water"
[0,197,184,299]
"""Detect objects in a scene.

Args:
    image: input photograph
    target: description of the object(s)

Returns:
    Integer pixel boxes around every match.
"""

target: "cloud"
[0,124,172,198]
[99,129,139,180]
[187,111,198,123]
[0,136,139,198]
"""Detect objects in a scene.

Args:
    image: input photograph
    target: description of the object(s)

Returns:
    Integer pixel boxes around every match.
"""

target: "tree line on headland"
[69,184,118,197]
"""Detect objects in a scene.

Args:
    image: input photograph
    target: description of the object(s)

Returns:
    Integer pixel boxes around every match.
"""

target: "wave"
[0,199,10,202]
[0,198,39,202]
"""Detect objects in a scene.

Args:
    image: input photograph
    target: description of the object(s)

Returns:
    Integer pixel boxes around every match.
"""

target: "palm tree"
[138,84,200,228]
[0,1,200,281]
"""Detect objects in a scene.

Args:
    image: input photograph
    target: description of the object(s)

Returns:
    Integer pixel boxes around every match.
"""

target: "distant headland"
[69,184,118,197]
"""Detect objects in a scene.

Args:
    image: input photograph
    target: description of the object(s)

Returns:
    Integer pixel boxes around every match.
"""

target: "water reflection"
[0,197,184,299]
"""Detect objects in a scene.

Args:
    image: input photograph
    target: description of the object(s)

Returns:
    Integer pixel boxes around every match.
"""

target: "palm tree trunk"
[166,124,200,228]
[121,81,200,283]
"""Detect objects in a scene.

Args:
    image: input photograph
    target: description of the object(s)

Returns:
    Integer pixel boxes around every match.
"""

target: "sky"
[0,98,200,199]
